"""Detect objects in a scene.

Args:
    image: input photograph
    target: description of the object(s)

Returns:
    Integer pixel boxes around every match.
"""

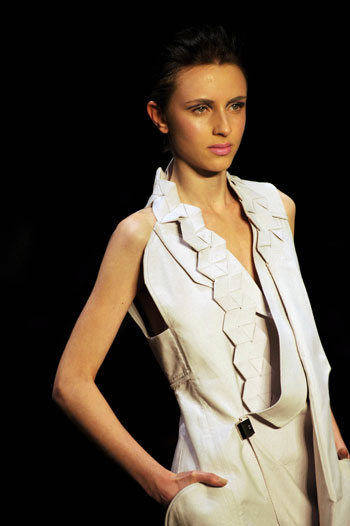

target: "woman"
[52,25,349,525]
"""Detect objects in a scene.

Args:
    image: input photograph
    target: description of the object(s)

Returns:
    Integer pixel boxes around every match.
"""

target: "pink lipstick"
[208,143,232,156]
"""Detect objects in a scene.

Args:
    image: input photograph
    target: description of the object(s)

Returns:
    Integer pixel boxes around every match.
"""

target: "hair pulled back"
[148,24,248,153]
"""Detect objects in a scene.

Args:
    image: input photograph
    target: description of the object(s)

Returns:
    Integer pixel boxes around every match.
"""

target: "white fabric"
[128,159,350,525]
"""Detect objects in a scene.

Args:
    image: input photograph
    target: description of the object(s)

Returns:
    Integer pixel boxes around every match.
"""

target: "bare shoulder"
[277,189,296,235]
[109,207,157,255]
[91,207,157,296]
[278,189,296,215]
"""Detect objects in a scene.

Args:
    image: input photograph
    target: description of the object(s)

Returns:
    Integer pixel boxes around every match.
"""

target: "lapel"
[229,174,342,502]
[266,255,342,502]
[147,159,289,281]
[146,161,268,313]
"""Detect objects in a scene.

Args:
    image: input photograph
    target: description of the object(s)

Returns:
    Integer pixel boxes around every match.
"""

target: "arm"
[278,190,349,460]
[52,209,227,508]
[52,210,168,498]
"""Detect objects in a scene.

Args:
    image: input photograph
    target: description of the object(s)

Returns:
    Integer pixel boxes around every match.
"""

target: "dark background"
[6,7,348,524]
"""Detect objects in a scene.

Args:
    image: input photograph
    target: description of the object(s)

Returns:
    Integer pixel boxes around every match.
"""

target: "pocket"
[338,459,350,505]
[339,457,350,478]
[165,482,201,525]
[332,459,350,526]
[164,480,240,526]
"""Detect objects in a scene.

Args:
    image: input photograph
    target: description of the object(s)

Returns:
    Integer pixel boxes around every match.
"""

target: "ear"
[146,101,169,135]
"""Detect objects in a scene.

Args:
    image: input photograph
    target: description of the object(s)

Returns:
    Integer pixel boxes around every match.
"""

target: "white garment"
[128,158,350,525]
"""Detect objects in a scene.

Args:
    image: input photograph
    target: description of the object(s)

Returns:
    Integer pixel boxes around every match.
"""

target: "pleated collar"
[146,157,287,267]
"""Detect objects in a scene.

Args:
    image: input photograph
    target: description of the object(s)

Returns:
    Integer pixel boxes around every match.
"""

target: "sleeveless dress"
[128,158,349,525]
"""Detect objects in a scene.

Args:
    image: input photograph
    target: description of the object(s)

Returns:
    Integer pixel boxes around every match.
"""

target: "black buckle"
[236,417,255,440]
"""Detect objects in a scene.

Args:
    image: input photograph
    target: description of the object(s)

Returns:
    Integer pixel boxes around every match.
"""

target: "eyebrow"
[185,96,247,105]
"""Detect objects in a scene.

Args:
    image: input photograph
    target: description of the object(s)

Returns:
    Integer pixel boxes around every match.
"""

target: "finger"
[191,470,228,486]
[337,446,350,459]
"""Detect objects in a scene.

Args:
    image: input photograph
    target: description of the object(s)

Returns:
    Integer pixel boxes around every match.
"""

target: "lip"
[208,143,232,155]
[208,143,232,148]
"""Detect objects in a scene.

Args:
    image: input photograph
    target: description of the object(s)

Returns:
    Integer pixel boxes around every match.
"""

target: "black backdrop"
[7,8,349,524]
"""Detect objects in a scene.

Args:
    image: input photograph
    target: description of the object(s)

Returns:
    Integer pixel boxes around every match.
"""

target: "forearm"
[52,377,171,499]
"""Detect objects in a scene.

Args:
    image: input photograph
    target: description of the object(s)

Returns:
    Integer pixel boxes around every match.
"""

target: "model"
[52,24,350,525]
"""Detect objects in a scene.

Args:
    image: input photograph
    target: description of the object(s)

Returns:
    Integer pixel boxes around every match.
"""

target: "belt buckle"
[236,417,255,440]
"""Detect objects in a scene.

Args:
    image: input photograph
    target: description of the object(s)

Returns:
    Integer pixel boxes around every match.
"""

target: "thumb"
[196,472,228,487]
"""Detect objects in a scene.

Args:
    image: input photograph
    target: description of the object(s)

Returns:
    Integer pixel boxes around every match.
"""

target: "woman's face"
[164,63,247,174]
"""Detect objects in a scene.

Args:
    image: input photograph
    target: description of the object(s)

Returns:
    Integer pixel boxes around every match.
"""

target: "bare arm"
[278,189,349,460]
[52,210,169,496]
[52,208,227,508]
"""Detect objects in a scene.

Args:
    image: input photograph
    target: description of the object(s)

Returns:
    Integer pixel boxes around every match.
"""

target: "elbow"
[52,371,76,405]
[52,375,68,405]
[52,369,94,404]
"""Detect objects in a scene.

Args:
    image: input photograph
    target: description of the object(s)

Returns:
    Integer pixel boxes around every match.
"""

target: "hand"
[331,408,350,459]
[155,470,228,509]
[337,446,350,460]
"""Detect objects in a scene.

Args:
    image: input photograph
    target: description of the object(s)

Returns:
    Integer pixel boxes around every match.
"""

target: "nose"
[212,109,232,136]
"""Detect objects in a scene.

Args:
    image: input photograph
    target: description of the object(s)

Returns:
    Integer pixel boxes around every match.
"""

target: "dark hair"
[148,24,248,154]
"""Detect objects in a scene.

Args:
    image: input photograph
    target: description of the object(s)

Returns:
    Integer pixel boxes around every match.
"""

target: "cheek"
[234,115,246,137]
[240,119,246,134]
[169,115,204,144]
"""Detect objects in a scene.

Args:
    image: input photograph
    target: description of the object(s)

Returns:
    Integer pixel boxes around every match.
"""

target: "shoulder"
[277,189,296,221]
[230,175,296,235]
[108,207,157,256]
[277,189,296,236]
[232,176,292,215]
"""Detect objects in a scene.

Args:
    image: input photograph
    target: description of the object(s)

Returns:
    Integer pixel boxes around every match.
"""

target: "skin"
[52,63,349,512]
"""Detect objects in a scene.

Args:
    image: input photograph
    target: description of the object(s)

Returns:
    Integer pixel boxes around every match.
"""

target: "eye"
[189,102,246,114]
[192,105,208,114]
[230,102,245,111]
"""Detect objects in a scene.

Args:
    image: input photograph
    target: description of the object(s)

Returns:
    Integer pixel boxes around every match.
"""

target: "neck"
[167,158,234,213]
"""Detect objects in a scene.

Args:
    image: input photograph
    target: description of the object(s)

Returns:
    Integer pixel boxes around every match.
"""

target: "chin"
[193,158,232,178]
[207,155,234,168]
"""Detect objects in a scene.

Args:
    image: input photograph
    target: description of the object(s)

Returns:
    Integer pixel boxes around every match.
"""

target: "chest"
[202,207,259,285]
